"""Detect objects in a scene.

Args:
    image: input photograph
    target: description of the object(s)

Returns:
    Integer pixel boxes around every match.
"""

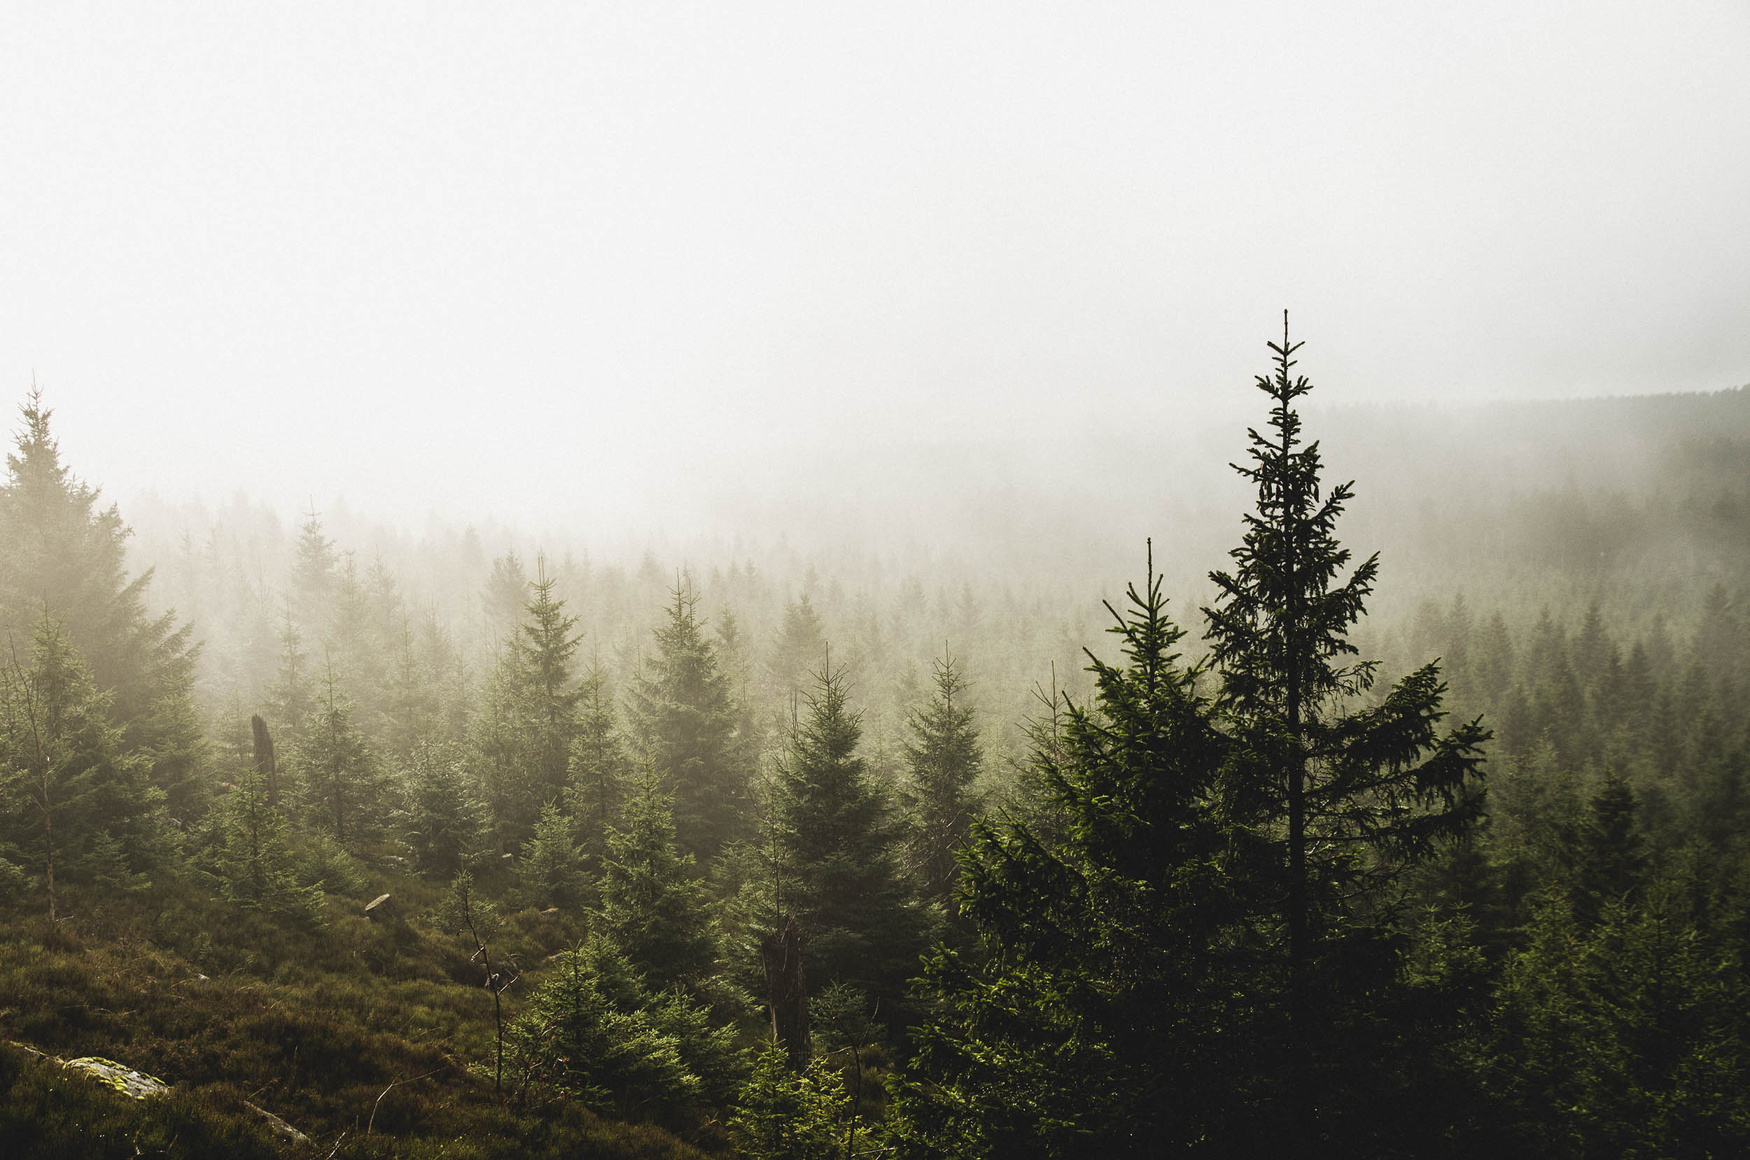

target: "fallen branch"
[367,1066,446,1135]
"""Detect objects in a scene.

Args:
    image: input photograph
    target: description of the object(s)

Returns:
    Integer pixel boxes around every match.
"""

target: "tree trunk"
[252,714,277,809]
[761,913,810,1069]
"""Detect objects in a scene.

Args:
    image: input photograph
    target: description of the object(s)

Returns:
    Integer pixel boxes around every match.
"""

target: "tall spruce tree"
[892,323,1492,1157]
[515,559,583,807]
[0,394,205,821]
[267,601,316,748]
[288,507,337,635]
[481,550,529,639]
[1201,315,1490,1146]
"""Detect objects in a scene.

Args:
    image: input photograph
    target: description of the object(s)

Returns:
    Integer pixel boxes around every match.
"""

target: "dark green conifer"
[515,559,583,804]
[889,561,1235,1158]
[597,768,717,991]
[520,800,585,910]
[0,615,165,916]
[1202,316,1491,1145]
[396,740,483,877]
[210,765,323,924]
[773,658,924,1004]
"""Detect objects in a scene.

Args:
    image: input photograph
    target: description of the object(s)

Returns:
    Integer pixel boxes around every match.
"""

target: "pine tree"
[395,740,483,878]
[520,801,584,910]
[0,615,163,917]
[767,595,827,707]
[267,602,315,747]
[888,561,1238,1158]
[729,1044,848,1160]
[296,660,380,849]
[1201,316,1490,1144]
[288,506,337,634]
[507,934,710,1117]
[471,559,583,851]
[596,769,717,991]
[382,613,439,764]
[893,324,1494,1157]
[481,550,528,643]
[1572,774,1646,927]
[565,663,633,875]
[631,578,753,861]
[210,765,323,925]
[515,559,583,806]
[0,393,204,821]
[773,657,924,1004]
[325,554,388,739]
[901,646,984,907]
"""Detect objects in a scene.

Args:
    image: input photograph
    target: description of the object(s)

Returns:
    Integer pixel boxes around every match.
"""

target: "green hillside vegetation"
[1,345,1747,1157]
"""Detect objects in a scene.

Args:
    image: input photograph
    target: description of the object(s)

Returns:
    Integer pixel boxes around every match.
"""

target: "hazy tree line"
[2,357,1749,1157]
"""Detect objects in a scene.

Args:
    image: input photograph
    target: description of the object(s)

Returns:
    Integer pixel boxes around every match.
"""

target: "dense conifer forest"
[3,331,1749,1158]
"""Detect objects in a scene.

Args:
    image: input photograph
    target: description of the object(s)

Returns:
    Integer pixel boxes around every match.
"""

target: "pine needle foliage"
[901,646,984,907]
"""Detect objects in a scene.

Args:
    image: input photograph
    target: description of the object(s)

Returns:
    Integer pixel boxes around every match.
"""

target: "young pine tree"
[267,602,316,748]
[470,560,582,851]
[888,561,1239,1159]
[288,507,337,635]
[296,660,382,849]
[901,646,984,908]
[0,616,164,917]
[519,800,585,911]
[395,741,484,878]
[507,934,707,1117]
[596,768,718,992]
[210,766,323,925]
[729,1044,848,1160]
[515,560,584,806]
[631,578,753,861]
[773,658,925,1006]
[565,663,633,876]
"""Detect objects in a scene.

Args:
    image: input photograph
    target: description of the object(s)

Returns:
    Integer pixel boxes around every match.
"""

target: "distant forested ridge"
[1,360,1747,1158]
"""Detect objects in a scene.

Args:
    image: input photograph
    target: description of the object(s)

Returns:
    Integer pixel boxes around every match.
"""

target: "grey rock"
[61,1056,170,1100]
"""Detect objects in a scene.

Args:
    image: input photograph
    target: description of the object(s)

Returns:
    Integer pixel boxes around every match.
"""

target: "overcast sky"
[2,1,1746,533]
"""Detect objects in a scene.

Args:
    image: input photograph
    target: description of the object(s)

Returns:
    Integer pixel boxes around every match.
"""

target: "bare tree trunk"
[252,714,277,809]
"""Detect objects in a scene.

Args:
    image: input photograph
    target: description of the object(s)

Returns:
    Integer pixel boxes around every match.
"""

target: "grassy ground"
[0,866,714,1159]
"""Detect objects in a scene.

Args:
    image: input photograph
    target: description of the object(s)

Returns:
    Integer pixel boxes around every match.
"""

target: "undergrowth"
[0,863,708,1159]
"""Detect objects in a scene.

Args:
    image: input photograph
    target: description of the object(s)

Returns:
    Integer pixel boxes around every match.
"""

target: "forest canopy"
[1,341,1748,1158]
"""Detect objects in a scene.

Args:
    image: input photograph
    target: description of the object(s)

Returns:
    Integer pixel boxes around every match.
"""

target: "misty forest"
[0,316,1745,1159]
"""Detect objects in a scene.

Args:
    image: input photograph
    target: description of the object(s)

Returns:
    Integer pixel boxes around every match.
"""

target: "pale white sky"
[2,1,1746,532]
